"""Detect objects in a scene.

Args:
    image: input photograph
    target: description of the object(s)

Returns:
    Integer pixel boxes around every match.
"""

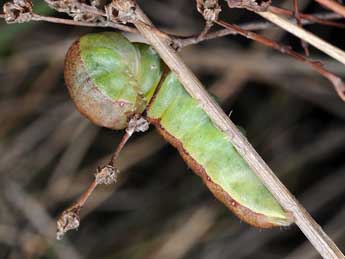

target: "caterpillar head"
[64,32,163,130]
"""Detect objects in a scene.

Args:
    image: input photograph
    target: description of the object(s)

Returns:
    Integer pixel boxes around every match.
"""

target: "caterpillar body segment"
[64,32,163,130]
[147,73,291,227]
[64,32,293,228]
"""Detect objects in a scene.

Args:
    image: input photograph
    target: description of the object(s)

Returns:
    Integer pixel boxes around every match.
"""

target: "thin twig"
[56,130,132,239]
[314,0,345,17]
[215,19,345,101]
[258,9,345,66]
[128,3,344,259]
[197,22,213,40]
[269,6,345,28]
[175,12,344,48]
[195,0,221,40]
[109,131,132,166]
[56,115,149,239]
[33,14,137,33]
[33,14,136,33]
[1,11,343,49]
[293,0,310,56]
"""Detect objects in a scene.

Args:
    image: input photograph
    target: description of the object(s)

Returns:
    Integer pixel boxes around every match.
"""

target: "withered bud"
[56,207,80,240]
[127,116,149,135]
[3,0,33,23]
[95,165,119,185]
[196,0,221,23]
[226,0,271,12]
[106,0,136,24]
[44,0,80,13]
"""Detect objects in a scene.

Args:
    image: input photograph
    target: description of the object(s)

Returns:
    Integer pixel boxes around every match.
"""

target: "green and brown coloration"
[65,32,162,129]
[64,32,293,228]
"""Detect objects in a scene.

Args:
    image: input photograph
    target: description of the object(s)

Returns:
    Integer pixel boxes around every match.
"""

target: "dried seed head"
[196,0,221,23]
[3,0,33,23]
[56,207,80,240]
[127,116,149,135]
[45,0,78,13]
[45,0,105,23]
[106,0,136,24]
[226,0,271,12]
[95,165,119,185]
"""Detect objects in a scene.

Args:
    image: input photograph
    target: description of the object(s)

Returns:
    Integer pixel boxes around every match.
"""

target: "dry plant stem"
[198,22,213,40]
[269,6,345,28]
[109,131,132,166]
[131,4,344,259]
[74,179,98,209]
[0,11,135,32]
[215,19,345,101]
[176,12,344,48]
[57,130,132,238]
[1,11,343,48]
[31,14,137,33]
[314,0,345,17]
[68,130,131,208]
[258,10,345,66]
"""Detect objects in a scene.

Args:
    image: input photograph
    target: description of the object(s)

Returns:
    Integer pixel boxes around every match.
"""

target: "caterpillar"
[64,32,293,228]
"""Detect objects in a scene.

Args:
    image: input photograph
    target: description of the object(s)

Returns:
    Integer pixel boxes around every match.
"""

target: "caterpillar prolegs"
[64,32,292,228]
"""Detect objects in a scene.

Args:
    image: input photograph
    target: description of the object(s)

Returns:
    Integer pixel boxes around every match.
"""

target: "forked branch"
[215,19,345,101]
[292,0,310,56]
[56,115,149,239]
[109,1,344,259]
[258,9,345,66]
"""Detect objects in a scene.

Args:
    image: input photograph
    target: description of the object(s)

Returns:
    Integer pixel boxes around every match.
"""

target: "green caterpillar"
[64,32,292,228]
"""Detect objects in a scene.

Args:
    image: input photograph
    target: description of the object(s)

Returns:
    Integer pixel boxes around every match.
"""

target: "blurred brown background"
[0,0,345,258]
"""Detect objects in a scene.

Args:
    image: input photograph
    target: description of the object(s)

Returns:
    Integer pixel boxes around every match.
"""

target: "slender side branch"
[293,0,310,56]
[108,2,344,259]
[259,9,345,66]
[1,8,343,49]
[269,6,345,28]
[215,19,345,101]
[32,14,137,33]
[0,8,136,32]
[56,115,149,239]
[175,12,344,48]
[195,0,221,40]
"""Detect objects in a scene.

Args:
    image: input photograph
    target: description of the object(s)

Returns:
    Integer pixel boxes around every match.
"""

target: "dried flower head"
[44,0,79,13]
[3,0,33,23]
[95,165,119,185]
[106,0,136,24]
[56,207,80,240]
[196,0,221,23]
[127,116,149,135]
[227,0,271,12]
[44,0,105,23]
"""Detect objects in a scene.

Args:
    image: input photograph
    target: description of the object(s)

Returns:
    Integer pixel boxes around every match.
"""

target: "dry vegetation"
[0,0,345,258]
